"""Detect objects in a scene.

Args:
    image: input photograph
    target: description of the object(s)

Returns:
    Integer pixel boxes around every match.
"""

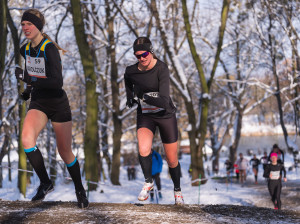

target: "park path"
[0,199,299,224]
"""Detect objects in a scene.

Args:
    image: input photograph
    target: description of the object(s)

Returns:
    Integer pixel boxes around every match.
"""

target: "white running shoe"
[174,191,184,205]
[138,182,154,201]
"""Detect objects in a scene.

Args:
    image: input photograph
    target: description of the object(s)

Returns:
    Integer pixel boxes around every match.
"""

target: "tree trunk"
[106,0,122,185]
[149,0,203,186]
[267,14,292,152]
[0,0,7,115]
[212,153,220,175]
[181,0,231,185]
[0,134,9,188]
[0,0,8,189]
[6,0,27,197]
[70,0,99,190]
[229,110,243,164]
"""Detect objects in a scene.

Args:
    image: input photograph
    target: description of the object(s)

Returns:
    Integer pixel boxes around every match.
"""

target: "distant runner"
[268,144,284,164]
[250,154,260,184]
[235,153,248,186]
[263,153,287,210]
[260,152,269,172]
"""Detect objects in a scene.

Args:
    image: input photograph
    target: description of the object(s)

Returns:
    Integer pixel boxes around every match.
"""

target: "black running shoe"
[76,189,89,208]
[32,182,54,201]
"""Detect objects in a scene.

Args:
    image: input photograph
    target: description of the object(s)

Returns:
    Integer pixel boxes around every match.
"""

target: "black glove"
[126,98,138,108]
[15,67,29,83]
[133,85,144,99]
[20,85,32,101]
[15,67,25,80]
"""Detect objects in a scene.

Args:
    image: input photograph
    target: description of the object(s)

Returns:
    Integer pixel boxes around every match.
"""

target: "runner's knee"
[21,131,36,149]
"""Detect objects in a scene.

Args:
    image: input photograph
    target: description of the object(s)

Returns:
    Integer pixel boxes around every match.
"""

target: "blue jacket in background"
[152,150,163,176]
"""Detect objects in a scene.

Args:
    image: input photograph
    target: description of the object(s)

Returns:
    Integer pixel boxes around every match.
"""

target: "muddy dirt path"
[0,200,299,224]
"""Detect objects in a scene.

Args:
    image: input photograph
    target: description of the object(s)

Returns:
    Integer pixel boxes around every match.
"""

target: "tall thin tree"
[70,0,99,190]
[181,0,231,184]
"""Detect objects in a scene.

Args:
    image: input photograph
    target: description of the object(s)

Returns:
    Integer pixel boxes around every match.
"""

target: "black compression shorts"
[28,90,72,122]
[136,113,178,144]
[252,166,259,170]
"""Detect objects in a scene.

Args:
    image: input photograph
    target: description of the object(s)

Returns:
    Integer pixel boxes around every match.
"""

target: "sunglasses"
[135,51,150,59]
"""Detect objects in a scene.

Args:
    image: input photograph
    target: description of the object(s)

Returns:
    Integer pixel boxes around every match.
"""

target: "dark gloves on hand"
[15,67,25,81]
[20,86,32,101]
[133,85,144,99]
[15,67,30,83]
[126,98,138,108]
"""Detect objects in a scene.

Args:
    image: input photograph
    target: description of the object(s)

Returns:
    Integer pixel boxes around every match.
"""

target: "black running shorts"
[28,90,72,122]
[136,113,178,144]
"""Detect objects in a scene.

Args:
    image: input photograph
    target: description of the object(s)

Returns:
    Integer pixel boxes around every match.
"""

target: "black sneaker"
[32,182,54,201]
[76,189,89,208]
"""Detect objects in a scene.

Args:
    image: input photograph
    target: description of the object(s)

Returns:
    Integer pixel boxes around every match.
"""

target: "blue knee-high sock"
[24,146,51,184]
[66,158,84,192]
[169,162,181,191]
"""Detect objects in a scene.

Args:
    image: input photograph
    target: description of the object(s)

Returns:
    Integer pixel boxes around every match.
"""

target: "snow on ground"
[0,149,299,212]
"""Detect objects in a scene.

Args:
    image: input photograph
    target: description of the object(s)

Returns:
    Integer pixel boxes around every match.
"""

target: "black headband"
[133,43,154,53]
[21,12,43,31]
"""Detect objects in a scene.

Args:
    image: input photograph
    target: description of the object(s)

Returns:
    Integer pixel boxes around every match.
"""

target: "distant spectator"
[131,165,136,180]
[127,166,131,180]
[268,144,284,164]
[127,165,136,180]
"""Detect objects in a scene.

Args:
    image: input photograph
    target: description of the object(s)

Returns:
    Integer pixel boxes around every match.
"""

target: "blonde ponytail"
[42,33,67,55]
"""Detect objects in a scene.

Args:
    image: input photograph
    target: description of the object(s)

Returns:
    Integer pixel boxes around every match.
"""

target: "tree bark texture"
[105,0,122,185]
[70,0,99,190]
[6,2,28,197]
[181,0,231,185]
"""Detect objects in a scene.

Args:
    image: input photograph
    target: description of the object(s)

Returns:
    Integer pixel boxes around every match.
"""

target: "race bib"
[140,92,165,114]
[26,56,46,78]
[270,171,280,180]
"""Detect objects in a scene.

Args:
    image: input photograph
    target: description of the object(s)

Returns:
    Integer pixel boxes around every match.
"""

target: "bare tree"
[70,0,99,190]
[181,0,231,184]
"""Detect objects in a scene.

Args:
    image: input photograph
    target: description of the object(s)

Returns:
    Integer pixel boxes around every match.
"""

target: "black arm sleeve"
[281,165,286,178]
[124,71,134,101]
[263,164,270,178]
[32,44,63,89]
[20,44,26,58]
[143,64,170,109]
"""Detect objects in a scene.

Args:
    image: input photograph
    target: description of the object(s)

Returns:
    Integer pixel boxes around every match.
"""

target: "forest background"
[0,0,299,197]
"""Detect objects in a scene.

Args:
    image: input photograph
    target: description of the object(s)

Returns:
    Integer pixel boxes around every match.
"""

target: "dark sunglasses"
[135,51,150,59]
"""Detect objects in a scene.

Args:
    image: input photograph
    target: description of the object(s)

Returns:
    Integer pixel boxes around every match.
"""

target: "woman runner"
[263,153,287,210]
[124,37,184,205]
[15,9,88,208]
